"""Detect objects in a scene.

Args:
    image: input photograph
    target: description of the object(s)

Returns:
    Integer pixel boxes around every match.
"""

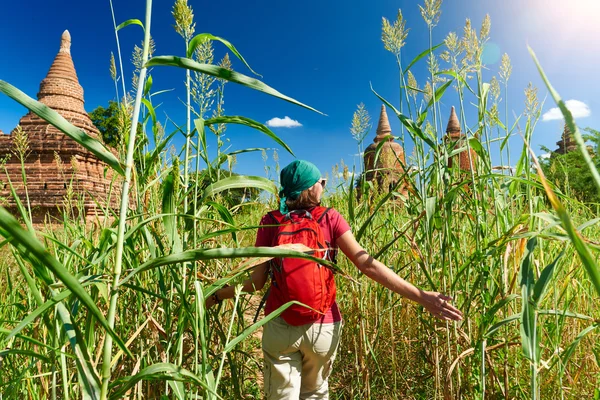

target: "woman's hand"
[205,293,220,309]
[421,291,463,321]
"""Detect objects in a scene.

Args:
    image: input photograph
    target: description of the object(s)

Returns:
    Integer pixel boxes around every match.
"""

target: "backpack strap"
[267,210,283,224]
[316,207,332,223]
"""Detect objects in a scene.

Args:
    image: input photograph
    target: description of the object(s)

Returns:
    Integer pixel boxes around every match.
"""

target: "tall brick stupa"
[554,124,577,155]
[363,105,407,193]
[445,106,477,172]
[0,31,119,221]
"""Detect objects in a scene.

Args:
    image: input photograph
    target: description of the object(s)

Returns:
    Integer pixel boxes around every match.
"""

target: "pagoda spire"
[374,105,393,142]
[445,106,476,171]
[446,106,461,137]
[37,30,86,114]
[555,123,577,154]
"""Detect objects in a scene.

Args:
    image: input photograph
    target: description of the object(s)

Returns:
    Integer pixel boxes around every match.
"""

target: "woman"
[206,160,463,399]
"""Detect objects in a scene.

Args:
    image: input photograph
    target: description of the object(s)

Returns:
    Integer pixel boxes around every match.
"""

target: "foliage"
[541,127,600,204]
[193,168,261,205]
[88,100,142,147]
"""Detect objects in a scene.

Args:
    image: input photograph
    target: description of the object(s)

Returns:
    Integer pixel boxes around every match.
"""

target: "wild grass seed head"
[192,40,216,116]
[350,103,371,144]
[419,0,442,28]
[500,53,512,83]
[407,71,419,102]
[480,14,491,42]
[12,125,29,159]
[382,10,408,56]
[172,0,195,42]
[110,52,117,82]
[490,76,500,103]
[424,81,433,103]
[524,82,540,119]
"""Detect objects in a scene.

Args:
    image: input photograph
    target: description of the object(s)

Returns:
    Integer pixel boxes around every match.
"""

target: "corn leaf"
[187,33,260,76]
[120,245,353,286]
[202,175,277,200]
[146,56,323,115]
[520,237,537,362]
[532,250,564,307]
[116,18,144,31]
[485,314,520,338]
[403,43,443,75]
[204,115,294,156]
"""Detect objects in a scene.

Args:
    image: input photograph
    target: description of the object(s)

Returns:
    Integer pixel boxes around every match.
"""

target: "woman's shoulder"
[317,207,349,227]
[321,206,343,218]
[262,206,345,220]
[259,211,279,224]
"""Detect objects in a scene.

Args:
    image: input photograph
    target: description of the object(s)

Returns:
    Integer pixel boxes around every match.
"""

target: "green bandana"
[278,160,321,214]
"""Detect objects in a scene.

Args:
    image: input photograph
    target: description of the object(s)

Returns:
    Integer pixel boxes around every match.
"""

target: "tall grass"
[1,1,600,399]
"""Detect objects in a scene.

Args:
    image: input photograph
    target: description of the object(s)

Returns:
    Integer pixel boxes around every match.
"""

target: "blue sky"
[1,0,599,184]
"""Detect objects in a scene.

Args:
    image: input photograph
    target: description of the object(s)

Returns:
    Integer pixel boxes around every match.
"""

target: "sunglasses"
[319,178,327,188]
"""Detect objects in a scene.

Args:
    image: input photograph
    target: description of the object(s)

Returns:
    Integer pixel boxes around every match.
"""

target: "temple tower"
[555,123,577,154]
[363,105,406,193]
[0,31,119,221]
[445,106,477,172]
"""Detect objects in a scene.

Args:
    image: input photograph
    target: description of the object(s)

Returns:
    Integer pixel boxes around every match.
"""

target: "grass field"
[1,0,600,398]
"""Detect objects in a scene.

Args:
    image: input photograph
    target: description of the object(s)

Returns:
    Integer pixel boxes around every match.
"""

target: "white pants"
[262,317,343,399]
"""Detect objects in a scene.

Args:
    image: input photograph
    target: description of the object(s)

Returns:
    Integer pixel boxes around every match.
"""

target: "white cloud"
[539,153,551,160]
[265,116,302,128]
[542,99,591,121]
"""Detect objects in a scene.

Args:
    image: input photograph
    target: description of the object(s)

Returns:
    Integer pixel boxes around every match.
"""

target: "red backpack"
[264,207,337,326]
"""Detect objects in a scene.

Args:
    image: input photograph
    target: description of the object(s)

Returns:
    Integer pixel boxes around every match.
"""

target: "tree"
[89,101,121,147]
[89,100,144,148]
[540,127,600,204]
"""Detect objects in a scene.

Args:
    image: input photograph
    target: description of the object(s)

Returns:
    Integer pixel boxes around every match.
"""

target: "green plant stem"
[180,37,192,371]
[109,0,126,102]
[428,26,439,141]
[215,286,242,391]
[183,40,191,217]
[395,53,410,149]
[18,152,34,232]
[100,1,153,398]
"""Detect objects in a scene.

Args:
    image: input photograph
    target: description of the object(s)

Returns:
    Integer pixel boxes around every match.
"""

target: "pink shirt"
[255,207,351,323]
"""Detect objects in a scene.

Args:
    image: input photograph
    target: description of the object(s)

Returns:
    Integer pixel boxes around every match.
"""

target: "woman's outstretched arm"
[206,262,269,308]
[336,230,463,321]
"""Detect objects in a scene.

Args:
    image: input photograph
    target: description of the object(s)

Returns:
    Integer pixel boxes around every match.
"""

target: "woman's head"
[278,160,326,213]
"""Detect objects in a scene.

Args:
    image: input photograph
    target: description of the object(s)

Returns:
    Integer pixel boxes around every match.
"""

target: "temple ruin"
[554,123,577,154]
[445,106,477,172]
[0,30,118,222]
[363,105,407,193]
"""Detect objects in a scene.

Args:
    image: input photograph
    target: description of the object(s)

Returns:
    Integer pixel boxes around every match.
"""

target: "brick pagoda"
[363,105,407,193]
[0,31,119,221]
[445,106,477,172]
[554,123,577,154]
